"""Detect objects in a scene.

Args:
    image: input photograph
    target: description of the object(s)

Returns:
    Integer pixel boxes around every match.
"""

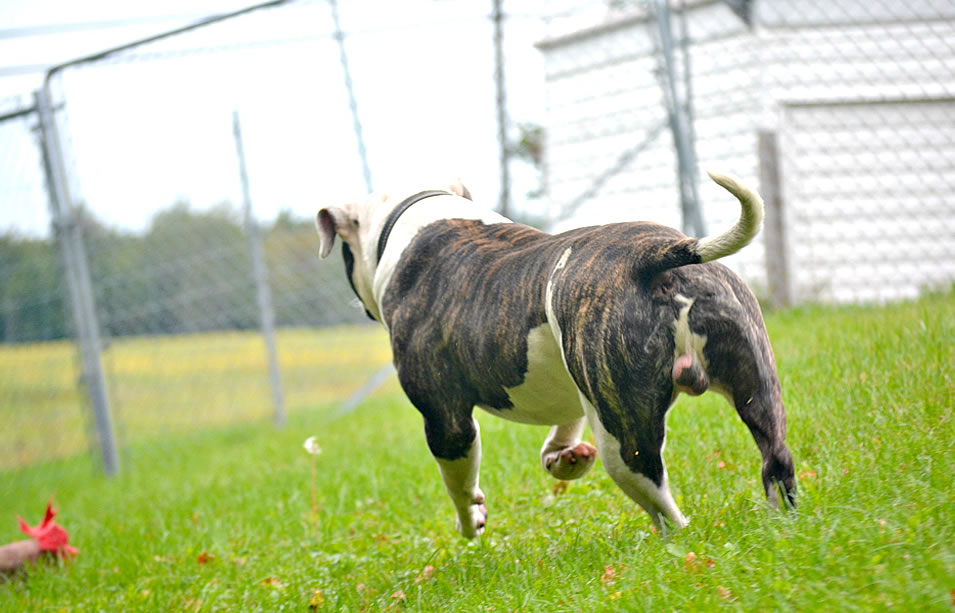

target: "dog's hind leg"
[540,417,597,480]
[728,387,795,509]
[578,392,688,531]
[698,278,796,509]
[710,359,796,509]
[427,415,488,538]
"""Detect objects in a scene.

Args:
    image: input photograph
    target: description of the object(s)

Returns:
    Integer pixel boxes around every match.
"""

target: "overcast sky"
[0,0,564,237]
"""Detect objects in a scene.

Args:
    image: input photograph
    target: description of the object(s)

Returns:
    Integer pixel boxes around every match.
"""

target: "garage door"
[779,99,955,303]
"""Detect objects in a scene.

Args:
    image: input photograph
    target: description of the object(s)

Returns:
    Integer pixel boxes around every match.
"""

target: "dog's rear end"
[544,173,794,528]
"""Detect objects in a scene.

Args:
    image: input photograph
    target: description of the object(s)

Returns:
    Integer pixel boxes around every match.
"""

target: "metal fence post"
[492,0,512,218]
[34,86,119,475]
[233,111,286,428]
[652,0,706,238]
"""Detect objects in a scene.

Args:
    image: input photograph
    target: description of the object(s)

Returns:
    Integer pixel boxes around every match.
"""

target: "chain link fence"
[1,1,394,473]
[2,0,954,474]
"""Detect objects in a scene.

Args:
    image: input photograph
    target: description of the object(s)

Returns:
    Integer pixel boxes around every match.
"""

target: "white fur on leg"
[578,392,688,530]
[433,418,487,538]
[541,417,597,480]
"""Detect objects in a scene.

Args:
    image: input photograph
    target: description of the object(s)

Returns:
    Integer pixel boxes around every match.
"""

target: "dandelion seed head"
[303,436,322,455]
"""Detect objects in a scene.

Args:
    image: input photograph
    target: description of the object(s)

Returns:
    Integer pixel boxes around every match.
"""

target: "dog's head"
[316,179,473,321]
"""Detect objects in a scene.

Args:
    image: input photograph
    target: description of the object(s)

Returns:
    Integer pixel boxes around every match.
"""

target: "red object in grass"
[18,503,78,557]
[0,503,77,574]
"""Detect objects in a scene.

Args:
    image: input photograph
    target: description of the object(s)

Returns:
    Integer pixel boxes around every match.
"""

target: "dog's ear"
[448,179,472,201]
[316,207,356,259]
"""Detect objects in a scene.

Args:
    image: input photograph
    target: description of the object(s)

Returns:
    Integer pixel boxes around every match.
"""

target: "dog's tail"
[640,172,764,279]
[696,171,765,263]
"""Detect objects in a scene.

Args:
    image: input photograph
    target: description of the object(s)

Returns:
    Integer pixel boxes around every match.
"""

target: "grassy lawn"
[0,292,952,610]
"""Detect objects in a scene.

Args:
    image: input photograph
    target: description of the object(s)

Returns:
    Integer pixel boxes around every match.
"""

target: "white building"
[537,0,955,303]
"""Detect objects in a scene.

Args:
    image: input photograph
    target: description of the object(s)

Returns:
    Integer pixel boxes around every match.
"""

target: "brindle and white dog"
[316,172,795,537]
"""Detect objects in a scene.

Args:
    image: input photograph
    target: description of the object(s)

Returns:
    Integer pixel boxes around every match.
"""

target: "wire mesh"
[1,0,953,474]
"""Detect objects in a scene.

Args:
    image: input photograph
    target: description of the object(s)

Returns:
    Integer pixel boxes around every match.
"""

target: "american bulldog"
[316,172,795,537]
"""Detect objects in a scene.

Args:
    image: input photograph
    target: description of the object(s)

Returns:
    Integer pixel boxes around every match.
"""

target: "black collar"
[376,190,452,263]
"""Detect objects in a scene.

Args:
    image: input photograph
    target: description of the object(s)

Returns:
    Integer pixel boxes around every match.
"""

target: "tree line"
[0,203,365,344]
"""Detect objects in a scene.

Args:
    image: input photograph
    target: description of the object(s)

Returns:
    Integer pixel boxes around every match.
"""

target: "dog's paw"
[456,499,488,539]
[544,442,598,480]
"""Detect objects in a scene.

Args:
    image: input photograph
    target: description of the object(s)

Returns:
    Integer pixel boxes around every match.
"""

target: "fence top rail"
[42,0,290,87]
[0,104,36,123]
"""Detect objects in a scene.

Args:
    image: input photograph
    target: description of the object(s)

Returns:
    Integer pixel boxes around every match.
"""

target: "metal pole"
[492,0,511,218]
[335,364,395,417]
[233,111,286,428]
[677,0,697,150]
[35,86,119,475]
[653,0,705,237]
[329,0,373,193]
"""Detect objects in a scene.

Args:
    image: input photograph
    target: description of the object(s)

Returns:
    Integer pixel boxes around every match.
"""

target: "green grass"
[1,292,952,611]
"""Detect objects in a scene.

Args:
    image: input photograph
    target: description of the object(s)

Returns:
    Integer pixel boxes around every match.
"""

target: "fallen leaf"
[607,591,622,601]
[600,564,617,586]
[684,552,700,572]
[415,565,435,584]
[552,480,569,496]
[196,551,215,565]
[717,586,733,601]
[799,470,817,481]
[392,590,406,601]
[183,597,202,611]
[308,589,325,610]
[717,461,727,469]
[262,576,284,589]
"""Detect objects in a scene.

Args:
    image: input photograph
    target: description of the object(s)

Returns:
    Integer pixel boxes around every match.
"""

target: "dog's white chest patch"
[478,323,582,426]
